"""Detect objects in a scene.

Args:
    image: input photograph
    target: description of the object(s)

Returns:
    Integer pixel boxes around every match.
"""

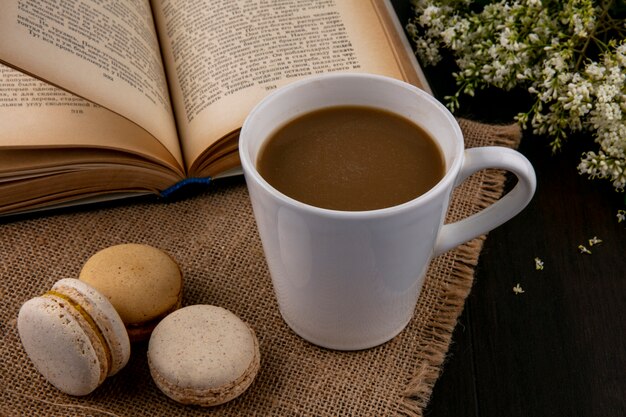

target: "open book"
[0,0,429,216]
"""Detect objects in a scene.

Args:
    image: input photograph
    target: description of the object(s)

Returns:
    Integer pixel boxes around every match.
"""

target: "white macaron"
[148,305,260,406]
[18,278,131,396]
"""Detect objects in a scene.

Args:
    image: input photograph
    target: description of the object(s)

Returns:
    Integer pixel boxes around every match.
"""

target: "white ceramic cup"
[240,73,536,350]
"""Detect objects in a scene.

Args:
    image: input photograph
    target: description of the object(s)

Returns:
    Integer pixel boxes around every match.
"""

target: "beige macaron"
[148,305,261,406]
[79,243,183,342]
[18,278,131,396]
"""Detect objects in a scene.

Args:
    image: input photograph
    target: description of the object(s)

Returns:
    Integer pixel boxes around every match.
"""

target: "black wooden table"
[391,2,626,416]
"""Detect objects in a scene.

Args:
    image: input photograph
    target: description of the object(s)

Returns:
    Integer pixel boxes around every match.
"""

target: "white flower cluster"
[578,42,626,191]
[408,0,626,201]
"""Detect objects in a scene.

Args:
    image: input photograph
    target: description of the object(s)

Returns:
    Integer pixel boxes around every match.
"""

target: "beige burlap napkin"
[0,119,521,417]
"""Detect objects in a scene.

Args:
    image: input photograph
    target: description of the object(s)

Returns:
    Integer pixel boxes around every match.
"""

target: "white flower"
[441,26,456,45]
[419,5,440,26]
[585,63,606,80]
[588,236,602,246]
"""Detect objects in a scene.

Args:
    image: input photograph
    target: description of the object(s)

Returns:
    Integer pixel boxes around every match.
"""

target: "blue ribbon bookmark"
[160,177,212,198]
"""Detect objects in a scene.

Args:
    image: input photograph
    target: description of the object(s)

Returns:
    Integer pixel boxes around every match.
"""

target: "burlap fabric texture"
[0,119,521,416]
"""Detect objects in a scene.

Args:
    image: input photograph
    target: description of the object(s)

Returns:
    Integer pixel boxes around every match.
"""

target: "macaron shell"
[18,296,103,396]
[148,305,261,406]
[52,279,130,376]
[79,244,183,327]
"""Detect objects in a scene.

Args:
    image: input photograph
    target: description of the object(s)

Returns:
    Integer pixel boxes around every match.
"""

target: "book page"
[152,0,423,174]
[0,63,184,176]
[0,0,182,166]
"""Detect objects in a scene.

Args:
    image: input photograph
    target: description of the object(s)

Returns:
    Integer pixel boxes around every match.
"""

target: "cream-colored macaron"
[79,243,183,342]
[17,278,131,396]
[148,305,260,406]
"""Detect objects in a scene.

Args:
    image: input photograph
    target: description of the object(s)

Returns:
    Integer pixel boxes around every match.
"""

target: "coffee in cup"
[257,105,445,211]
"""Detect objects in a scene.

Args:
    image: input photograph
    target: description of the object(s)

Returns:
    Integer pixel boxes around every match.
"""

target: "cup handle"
[434,147,536,257]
